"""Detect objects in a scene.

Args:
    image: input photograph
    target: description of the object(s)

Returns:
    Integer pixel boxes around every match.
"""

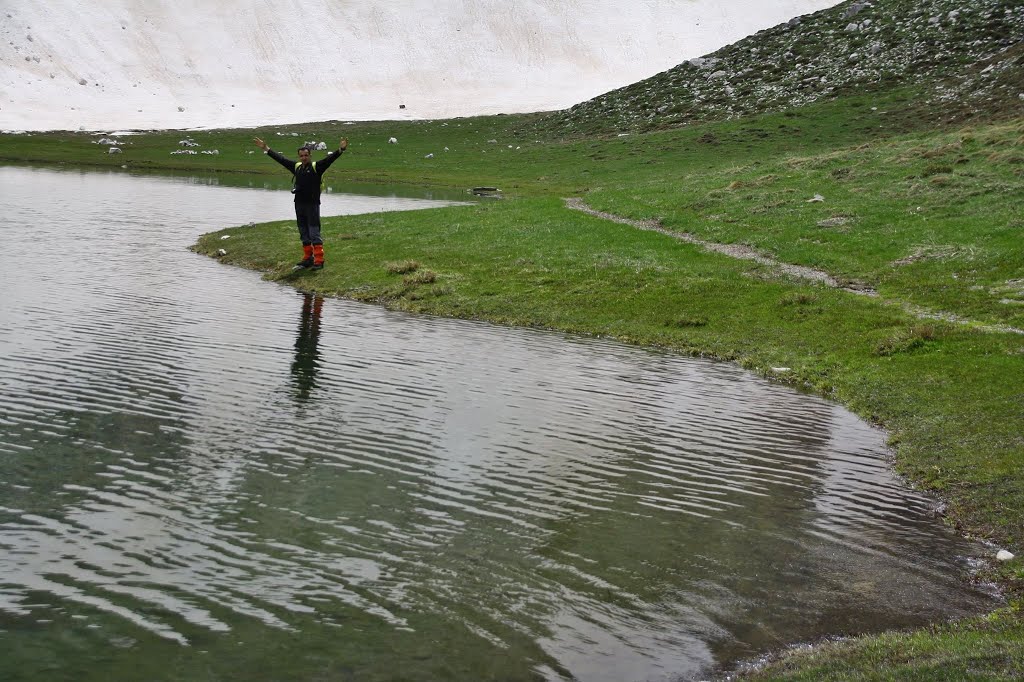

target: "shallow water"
[0,166,997,681]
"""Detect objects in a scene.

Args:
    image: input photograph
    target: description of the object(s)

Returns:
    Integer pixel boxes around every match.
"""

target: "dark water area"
[0,166,998,681]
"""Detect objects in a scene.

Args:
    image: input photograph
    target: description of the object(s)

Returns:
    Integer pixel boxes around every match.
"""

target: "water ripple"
[0,167,997,682]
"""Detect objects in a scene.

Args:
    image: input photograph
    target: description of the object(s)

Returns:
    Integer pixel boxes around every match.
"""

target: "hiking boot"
[295,256,314,269]
[311,262,324,270]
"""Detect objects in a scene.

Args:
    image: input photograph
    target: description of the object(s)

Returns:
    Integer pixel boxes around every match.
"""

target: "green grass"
[736,606,1024,680]
[2,48,1022,682]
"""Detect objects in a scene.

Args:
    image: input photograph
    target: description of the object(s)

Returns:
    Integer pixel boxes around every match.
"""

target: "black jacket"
[267,148,343,203]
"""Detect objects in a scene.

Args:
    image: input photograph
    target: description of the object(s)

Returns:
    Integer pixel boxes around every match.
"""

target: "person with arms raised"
[253,136,348,270]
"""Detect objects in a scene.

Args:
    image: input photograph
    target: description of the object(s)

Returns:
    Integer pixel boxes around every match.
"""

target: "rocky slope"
[545,0,1024,135]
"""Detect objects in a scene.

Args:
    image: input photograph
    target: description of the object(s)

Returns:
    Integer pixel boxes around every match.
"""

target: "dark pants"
[295,202,322,245]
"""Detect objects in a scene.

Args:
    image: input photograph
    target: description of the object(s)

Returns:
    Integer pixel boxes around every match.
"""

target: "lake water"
[0,166,997,681]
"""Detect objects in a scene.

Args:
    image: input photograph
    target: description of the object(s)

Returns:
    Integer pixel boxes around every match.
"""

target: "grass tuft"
[875,324,939,356]
[386,259,421,274]
[780,292,818,306]
[403,269,437,286]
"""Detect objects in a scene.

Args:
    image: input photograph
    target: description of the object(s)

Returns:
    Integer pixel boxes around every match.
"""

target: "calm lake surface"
[0,166,997,681]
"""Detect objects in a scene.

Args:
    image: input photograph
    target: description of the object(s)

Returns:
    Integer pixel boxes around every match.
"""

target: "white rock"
[220,235,231,240]
[107,147,121,154]
[997,550,1015,562]
[806,194,825,203]
[771,367,791,372]
[424,153,433,158]
[216,248,227,256]
[388,137,397,144]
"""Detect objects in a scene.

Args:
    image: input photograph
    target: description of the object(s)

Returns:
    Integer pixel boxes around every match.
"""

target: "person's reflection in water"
[291,292,324,402]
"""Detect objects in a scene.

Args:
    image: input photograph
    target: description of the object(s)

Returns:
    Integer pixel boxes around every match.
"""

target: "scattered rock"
[806,194,825,203]
[388,137,397,144]
[220,235,231,240]
[996,550,1015,562]
[844,2,869,18]
[216,248,227,256]
[107,147,121,154]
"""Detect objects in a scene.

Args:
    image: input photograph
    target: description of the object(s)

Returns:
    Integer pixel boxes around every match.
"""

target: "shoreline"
[193,202,1016,680]
[6,103,1022,677]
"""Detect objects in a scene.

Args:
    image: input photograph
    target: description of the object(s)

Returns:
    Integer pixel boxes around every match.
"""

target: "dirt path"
[564,198,1024,336]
